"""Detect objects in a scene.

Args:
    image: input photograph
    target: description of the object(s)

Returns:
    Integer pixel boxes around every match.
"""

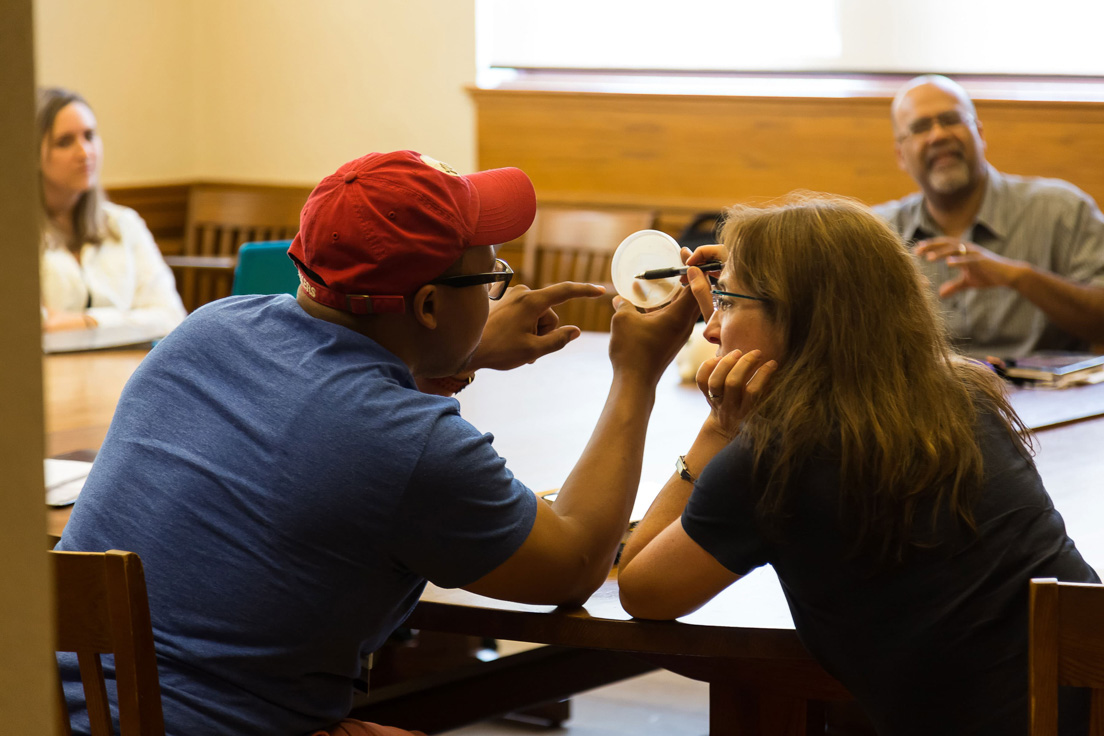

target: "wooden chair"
[53,549,164,736]
[165,185,308,311]
[521,207,657,332]
[1028,577,1104,735]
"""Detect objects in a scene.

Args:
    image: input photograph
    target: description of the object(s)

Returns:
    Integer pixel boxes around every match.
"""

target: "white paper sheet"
[45,458,93,506]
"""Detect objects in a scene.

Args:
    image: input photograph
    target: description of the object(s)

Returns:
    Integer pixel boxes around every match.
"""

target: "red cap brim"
[465,166,537,246]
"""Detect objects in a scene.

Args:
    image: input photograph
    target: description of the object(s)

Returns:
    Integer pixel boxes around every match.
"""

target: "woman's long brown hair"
[723,193,1032,562]
[36,87,114,251]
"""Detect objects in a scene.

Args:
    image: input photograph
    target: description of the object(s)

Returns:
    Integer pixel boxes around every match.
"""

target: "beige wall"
[34,0,197,183]
[34,0,478,186]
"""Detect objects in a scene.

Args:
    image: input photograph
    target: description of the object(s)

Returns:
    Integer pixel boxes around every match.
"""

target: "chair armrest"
[163,255,237,271]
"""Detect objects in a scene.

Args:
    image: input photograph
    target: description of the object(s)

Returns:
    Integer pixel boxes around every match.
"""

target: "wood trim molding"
[472,72,1104,103]
[471,87,1104,236]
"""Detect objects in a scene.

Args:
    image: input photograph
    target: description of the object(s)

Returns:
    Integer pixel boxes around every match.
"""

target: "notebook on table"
[1001,352,1104,388]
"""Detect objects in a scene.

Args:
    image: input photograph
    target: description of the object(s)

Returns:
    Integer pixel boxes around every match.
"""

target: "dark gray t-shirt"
[58,294,537,736]
[683,411,1098,735]
[874,167,1104,359]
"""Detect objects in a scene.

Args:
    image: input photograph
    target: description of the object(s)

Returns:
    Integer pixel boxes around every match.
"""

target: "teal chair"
[231,240,300,296]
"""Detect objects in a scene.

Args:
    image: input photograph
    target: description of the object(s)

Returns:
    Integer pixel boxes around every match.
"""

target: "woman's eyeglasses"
[430,258,514,300]
[711,289,767,312]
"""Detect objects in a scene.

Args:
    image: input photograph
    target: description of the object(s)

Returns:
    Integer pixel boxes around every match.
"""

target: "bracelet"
[426,372,475,395]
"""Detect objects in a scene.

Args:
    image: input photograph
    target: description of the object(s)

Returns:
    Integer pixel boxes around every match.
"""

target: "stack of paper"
[45,458,93,506]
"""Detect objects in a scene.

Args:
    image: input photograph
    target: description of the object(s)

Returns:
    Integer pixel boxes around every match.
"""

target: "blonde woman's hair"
[36,87,114,251]
[723,193,1030,562]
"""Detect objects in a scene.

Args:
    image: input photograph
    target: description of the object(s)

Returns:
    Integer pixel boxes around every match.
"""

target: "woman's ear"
[412,285,438,329]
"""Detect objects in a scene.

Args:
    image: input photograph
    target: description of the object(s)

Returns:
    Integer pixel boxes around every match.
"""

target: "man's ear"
[894,141,907,173]
[412,285,438,329]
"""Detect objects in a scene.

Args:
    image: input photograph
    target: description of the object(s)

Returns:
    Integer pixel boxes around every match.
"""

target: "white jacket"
[41,201,187,336]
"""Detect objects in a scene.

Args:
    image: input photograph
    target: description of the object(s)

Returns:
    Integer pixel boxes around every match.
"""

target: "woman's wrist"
[43,310,96,333]
[681,418,734,477]
[699,413,735,444]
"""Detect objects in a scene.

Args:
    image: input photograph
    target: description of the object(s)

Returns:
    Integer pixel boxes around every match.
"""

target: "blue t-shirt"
[58,294,537,736]
[683,411,1098,736]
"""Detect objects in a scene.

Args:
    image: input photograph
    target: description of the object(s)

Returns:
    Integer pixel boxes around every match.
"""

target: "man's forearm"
[1012,265,1104,344]
[550,374,657,576]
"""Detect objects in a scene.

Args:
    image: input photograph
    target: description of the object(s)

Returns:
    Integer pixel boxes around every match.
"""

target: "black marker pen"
[634,260,725,280]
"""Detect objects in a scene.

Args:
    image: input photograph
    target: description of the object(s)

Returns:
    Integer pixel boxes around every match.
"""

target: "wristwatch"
[676,455,696,483]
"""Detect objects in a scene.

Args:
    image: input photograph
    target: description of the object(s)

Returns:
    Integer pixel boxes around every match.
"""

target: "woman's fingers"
[722,349,764,396]
[696,355,722,397]
[686,244,725,267]
[743,358,778,397]
[699,349,778,437]
[686,266,714,319]
[705,350,742,402]
[701,349,777,416]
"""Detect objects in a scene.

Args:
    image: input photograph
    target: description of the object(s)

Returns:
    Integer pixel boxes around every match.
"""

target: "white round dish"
[610,229,683,309]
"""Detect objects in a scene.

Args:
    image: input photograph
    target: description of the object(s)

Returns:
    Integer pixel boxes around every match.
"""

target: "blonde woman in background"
[38,87,186,334]
[618,195,1098,735]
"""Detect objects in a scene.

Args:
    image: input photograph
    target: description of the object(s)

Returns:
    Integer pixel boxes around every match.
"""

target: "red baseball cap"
[288,150,536,314]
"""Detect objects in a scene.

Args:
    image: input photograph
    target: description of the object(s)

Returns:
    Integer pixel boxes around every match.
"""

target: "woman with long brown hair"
[618,194,1097,734]
[38,87,185,334]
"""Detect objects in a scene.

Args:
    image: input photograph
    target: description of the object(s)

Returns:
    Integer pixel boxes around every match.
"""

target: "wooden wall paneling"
[105,183,190,255]
[977,100,1104,198]
[472,90,911,210]
[472,89,1104,222]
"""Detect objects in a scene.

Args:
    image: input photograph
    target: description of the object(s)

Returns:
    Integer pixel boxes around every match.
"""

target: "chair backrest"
[1028,578,1104,735]
[53,549,164,736]
[522,207,657,332]
[676,211,724,251]
[177,186,306,311]
[231,240,300,297]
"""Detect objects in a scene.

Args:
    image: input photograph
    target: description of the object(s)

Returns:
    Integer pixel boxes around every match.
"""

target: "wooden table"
[45,349,147,540]
[409,333,1104,734]
[44,335,1104,734]
[45,348,147,457]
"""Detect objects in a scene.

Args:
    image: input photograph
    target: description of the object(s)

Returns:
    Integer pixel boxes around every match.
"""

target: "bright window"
[479,0,1104,77]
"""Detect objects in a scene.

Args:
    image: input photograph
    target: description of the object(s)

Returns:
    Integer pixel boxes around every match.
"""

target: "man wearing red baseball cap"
[57,151,700,736]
